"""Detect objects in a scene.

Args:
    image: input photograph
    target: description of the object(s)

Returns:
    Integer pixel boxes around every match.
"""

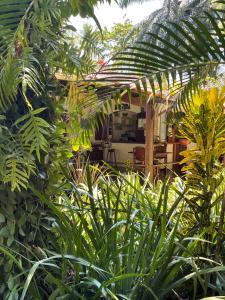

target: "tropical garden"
[1,0,225,299]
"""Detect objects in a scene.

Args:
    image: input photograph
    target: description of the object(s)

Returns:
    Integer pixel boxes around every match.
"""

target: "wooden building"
[56,72,190,180]
[90,88,189,180]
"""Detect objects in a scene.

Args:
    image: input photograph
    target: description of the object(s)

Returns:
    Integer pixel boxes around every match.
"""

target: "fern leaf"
[2,151,36,192]
[15,109,50,161]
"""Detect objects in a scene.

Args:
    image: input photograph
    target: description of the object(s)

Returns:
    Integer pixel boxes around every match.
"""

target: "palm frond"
[70,2,225,143]
[0,128,36,192]
[0,107,50,191]
[2,150,36,192]
[0,0,36,111]
[125,0,210,45]
[93,2,225,108]
[15,108,50,161]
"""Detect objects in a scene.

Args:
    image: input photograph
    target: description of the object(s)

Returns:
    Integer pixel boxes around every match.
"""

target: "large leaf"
[84,2,225,114]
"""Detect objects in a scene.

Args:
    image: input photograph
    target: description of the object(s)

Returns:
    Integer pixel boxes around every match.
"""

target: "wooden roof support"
[145,101,154,181]
[122,93,171,107]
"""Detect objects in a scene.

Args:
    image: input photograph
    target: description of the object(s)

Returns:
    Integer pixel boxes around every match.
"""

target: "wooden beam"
[122,93,170,106]
[145,101,154,181]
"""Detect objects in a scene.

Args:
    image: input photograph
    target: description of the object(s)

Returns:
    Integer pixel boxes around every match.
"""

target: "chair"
[154,143,167,176]
[132,147,145,173]
[132,144,168,176]
[133,147,145,164]
[154,144,167,161]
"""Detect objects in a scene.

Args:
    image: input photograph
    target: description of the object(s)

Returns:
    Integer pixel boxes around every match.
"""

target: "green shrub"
[3,168,220,299]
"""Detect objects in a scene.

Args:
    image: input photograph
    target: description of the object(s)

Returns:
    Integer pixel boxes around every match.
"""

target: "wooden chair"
[132,146,145,173]
[154,143,168,176]
[132,144,168,176]
[154,144,167,162]
[133,147,145,163]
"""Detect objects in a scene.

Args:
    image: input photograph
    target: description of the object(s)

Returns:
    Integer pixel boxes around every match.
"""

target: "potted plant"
[179,137,190,145]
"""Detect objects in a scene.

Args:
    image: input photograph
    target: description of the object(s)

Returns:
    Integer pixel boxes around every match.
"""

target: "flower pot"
[179,138,190,145]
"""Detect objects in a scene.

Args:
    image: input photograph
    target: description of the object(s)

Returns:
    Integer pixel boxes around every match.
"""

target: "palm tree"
[97,0,224,106]
[128,0,211,43]
[74,0,221,145]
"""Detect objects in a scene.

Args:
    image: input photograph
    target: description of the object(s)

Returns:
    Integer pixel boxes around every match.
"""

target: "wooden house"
[56,72,191,180]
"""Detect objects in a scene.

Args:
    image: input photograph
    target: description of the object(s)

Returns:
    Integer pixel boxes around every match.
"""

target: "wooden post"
[145,101,154,181]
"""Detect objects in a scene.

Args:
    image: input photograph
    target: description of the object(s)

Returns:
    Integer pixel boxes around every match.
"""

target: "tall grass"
[2,167,225,299]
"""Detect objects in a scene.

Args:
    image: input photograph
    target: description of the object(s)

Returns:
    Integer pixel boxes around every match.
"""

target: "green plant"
[0,1,129,299]
[0,108,50,191]
[83,1,225,129]
[0,187,55,300]
[169,87,225,276]
[0,0,119,192]
[178,87,225,229]
[11,168,222,299]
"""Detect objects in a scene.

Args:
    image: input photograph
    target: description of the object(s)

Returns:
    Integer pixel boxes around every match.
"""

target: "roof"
[55,70,175,107]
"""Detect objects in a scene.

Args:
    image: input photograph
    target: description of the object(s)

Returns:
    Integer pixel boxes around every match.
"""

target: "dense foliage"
[1,0,225,299]
[2,168,224,299]
[0,0,121,298]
